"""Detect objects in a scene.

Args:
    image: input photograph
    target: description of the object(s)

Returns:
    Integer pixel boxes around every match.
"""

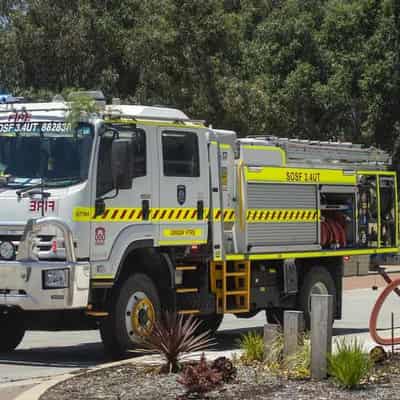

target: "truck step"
[85,311,109,317]
[176,265,197,271]
[178,309,200,315]
[176,288,199,293]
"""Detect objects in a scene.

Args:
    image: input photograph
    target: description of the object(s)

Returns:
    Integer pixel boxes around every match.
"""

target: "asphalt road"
[1,287,400,391]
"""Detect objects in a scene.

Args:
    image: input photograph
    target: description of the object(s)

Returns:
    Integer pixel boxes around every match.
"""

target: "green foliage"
[262,330,310,380]
[263,328,284,369]
[328,337,373,389]
[144,313,215,373]
[1,0,400,152]
[65,92,101,129]
[238,331,265,363]
[284,334,311,380]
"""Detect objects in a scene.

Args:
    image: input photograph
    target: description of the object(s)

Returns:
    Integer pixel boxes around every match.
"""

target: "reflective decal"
[163,228,202,237]
[29,200,55,213]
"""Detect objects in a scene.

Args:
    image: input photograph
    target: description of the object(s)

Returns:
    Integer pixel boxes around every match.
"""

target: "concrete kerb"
[15,349,241,400]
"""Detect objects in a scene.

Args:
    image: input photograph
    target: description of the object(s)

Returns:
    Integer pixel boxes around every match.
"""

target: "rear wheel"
[266,308,284,326]
[0,311,25,352]
[100,274,160,359]
[297,267,336,329]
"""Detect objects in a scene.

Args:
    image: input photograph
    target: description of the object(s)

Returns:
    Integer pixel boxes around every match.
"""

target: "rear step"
[210,260,250,314]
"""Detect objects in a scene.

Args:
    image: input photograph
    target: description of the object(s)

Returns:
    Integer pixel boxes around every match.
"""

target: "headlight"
[0,241,15,260]
[42,269,69,289]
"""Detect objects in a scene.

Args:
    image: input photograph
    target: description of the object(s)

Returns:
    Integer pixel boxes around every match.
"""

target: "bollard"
[311,294,333,380]
[264,323,280,362]
[283,310,304,358]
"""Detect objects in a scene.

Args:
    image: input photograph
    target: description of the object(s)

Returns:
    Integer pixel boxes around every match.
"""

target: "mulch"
[41,355,400,400]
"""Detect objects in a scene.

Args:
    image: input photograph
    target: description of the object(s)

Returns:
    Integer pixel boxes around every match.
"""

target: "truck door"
[157,128,209,246]
[90,124,154,264]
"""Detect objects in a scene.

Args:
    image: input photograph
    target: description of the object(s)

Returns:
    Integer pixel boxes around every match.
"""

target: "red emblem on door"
[95,227,106,245]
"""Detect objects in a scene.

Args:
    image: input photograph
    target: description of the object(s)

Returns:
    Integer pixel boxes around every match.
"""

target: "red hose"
[369,277,400,345]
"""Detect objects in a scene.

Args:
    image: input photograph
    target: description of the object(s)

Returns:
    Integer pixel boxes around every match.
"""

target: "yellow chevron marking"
[246,209,319,223]
[73,207,236,222]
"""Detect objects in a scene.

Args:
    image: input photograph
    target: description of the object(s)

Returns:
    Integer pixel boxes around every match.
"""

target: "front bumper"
[0,260,90,310]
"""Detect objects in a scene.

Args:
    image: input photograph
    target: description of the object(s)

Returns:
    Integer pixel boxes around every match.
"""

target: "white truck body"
[0,98,397,356]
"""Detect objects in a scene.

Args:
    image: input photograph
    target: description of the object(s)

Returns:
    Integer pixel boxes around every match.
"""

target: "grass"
[328,337,372,389]
[284,334,311,380]
[238,331,265,363]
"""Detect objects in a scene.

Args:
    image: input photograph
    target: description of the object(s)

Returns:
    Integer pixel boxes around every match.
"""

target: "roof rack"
[104,113,205,125]
[247,135,391,167]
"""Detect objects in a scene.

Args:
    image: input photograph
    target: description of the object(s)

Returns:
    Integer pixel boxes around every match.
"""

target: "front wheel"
[100,273,160,359]
[297,266,336,329]
[0,311,25,352]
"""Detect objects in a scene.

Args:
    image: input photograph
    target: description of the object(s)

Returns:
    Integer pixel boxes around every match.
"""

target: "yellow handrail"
[237,160,246,231]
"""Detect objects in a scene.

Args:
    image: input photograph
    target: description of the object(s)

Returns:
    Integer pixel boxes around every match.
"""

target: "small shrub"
[239,331,265,363]
[178,353,223,397]
[369,346,387,364]
[284,334,311,380]
[328,337,372,389]
[144,313,215,373]
[263,331,310,379]
[211,356,237,382]
[265,329,284,365]
[263,328,284,373]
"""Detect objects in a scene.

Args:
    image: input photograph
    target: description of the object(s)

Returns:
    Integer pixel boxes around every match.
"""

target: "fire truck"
[0,96,398,357]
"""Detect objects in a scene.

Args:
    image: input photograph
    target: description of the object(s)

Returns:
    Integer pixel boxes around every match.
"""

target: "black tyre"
[297,266,336,329]
[0,311,25,352]
[100,273,160,359]
[196,313,223,334]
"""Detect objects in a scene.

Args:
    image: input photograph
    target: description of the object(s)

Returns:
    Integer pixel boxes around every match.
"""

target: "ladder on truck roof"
[247,135,391,167]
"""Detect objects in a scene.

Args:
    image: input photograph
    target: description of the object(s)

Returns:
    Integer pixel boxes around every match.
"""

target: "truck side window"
[162,131,199,177]
[96,136,114,197]
[97,128,146,196]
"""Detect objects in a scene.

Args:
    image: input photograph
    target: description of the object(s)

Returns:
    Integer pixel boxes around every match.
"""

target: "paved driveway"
[1,284,400,398]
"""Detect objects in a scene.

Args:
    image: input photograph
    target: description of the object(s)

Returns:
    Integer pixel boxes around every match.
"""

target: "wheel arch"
[296,256,343,319]
[113,242,175,311]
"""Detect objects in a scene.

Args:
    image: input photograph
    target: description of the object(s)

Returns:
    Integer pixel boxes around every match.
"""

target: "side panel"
[246,183,319,252]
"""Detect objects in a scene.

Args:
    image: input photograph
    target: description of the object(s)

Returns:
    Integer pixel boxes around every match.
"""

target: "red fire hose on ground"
[369,268,400,345]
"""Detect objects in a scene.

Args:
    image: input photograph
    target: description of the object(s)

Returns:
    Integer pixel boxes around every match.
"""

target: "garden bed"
[41,354,400,400]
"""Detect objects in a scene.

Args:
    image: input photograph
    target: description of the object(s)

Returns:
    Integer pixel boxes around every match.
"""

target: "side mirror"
[111,139,133,190]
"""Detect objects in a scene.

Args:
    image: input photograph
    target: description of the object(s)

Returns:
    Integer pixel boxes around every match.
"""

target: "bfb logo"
[95,227,106,245]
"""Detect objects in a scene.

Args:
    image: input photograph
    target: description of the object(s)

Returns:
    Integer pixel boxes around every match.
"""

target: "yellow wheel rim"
[130,297,155,337]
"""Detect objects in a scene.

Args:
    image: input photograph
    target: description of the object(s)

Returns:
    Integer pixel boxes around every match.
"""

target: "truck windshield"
[0,121,93,188]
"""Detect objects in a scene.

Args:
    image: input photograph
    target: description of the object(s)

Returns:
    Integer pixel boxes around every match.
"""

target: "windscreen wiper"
[16,179,49,199]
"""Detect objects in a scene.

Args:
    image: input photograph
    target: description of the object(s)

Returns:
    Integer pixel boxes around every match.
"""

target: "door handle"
[197,200,204,220]
[142,200,150,220]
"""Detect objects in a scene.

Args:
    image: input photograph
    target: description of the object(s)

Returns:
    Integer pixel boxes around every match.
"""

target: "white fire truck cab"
[0,97,397,357]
